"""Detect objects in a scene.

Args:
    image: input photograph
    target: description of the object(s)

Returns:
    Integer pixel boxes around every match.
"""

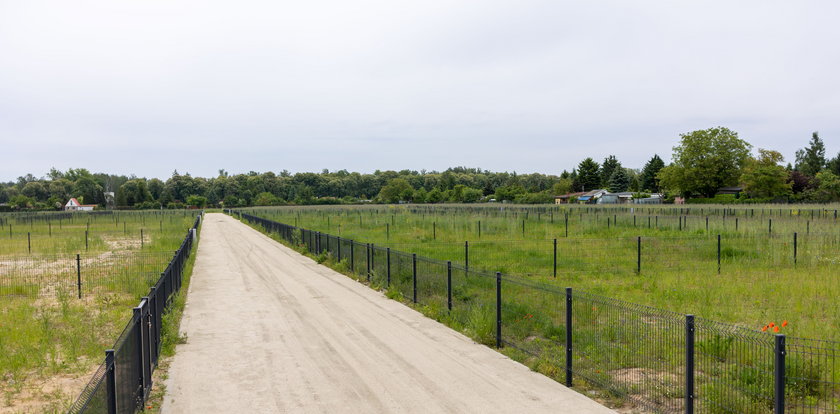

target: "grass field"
[0,210,199,412]
[236,204,840,413]
[242,204,840,341]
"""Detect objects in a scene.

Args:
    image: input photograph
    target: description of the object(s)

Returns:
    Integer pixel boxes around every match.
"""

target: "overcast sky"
[1,1,838,181]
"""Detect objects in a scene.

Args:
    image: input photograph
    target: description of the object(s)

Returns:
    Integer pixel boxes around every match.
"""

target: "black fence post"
[553,238,557,278]
[769,218,773,234]
[141,229,144,249]
[76,254,82,299]
[412,253,417,304]
[465,241,469,272]
[495,272,502,349]
[686,315,695,414]
[366,243,371,281]
[386,248,391,287]
[106,349,117,414]
[793,232,797,265]
[565,287,573,387]
[775,334,786,414]
[85,230,89,251]
[350,240,355,274]
[565,213,569,237]
[133,305,146,403]
[28,232,31,254]
[717,234,721,274]
[447,261,452,311]
[636,236,641,274]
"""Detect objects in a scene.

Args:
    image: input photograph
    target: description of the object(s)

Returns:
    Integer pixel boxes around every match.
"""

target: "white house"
[65,198,96,212]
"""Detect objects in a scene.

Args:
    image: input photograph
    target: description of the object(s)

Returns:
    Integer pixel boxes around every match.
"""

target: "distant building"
[64,198,96,212]
[633,193,664,204]
[597,192,635,204]
[554,192,585,204]
[576,189,608,204]
[716,187,743,196]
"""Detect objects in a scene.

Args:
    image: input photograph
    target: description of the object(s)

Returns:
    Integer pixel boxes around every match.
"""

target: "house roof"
[65,198,96,208]
[554,192,585,199]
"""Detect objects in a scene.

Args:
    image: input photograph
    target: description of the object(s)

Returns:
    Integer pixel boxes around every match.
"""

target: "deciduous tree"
[741,149,791,199]
[658,127,751,197]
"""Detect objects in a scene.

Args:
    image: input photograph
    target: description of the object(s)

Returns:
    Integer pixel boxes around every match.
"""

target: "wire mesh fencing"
[66,213,201,414]
[236,210,840,414]
[0,251,173,298]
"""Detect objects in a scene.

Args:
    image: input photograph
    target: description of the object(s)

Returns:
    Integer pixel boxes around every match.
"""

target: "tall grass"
[241,204,840,341]
[0,210,200,409]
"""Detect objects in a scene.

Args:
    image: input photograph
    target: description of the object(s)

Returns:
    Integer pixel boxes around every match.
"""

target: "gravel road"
[161,213,614,413]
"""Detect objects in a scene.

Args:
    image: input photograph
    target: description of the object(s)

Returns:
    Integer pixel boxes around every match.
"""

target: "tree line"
[1,127,838,210]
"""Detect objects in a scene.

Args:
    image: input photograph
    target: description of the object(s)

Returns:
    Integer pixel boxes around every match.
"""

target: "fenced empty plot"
[0,252,172,298]
[236,210,840,414]
[0,211,201,413]
[250,205,840,342]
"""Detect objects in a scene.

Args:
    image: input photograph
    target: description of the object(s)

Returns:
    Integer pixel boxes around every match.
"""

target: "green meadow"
[243,204,840,341]
[0,211,198,411]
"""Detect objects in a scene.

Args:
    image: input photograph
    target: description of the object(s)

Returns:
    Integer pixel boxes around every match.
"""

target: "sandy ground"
[161,213,614,413]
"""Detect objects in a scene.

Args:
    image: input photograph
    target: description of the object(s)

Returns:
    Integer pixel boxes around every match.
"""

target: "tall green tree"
[147,178,165,201]
[576,158,601,191]
[552,178,573,195]
[803,171,840,202]
[600,155,621,188]
[640,154,665,192]
[608,168,630,192]
[21,182,49,201]
[72,176,104,205]
[740,149,791,199]
[826,152,840,176]
[795,132,826,177]
[116,179,152,206]
[657,127,752,197]
[377,178,413,203]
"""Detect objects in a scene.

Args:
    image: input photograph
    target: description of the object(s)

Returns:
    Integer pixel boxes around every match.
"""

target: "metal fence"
[234,210,840,414]
[0,251,173,298]
[66,213,202,414]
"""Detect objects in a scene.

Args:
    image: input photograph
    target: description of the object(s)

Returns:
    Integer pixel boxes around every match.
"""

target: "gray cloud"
[1,0,838,180]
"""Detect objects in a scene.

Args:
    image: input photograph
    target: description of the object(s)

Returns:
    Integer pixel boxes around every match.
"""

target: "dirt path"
[161,213,614,413]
